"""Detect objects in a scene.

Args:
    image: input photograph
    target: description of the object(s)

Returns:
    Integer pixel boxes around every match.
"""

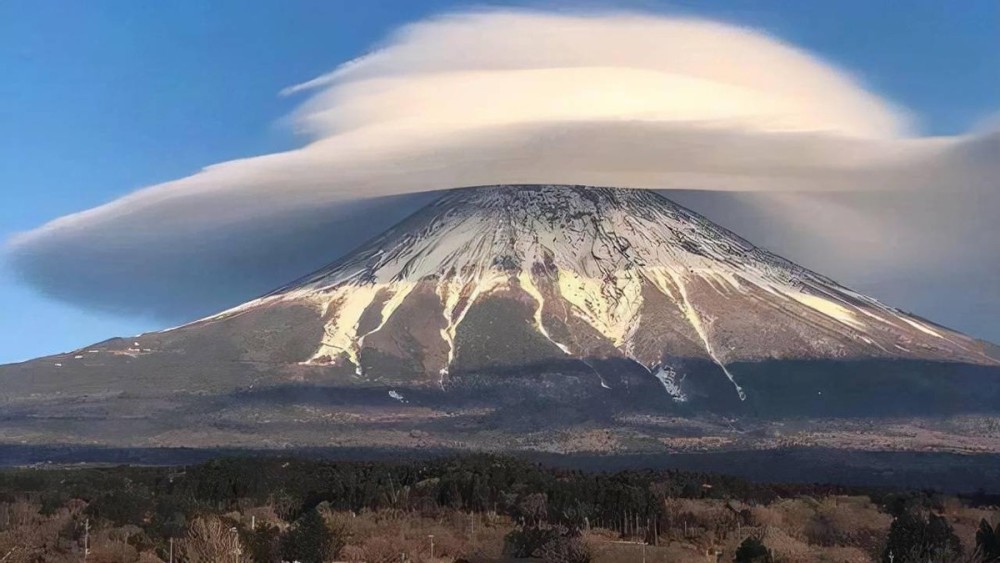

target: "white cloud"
[4,9,998,340]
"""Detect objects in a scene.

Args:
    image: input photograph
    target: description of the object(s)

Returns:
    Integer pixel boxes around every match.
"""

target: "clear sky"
[1,1,997,364]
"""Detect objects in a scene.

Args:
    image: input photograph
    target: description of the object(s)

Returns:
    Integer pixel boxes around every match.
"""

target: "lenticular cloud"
[288,12,909,139]
[5,9,998,339]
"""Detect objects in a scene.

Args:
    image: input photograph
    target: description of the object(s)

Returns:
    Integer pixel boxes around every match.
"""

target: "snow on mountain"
[199,185,994,401]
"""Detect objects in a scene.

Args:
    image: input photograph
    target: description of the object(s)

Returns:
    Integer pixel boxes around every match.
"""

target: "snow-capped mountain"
[185,185,993,403]
[3,184,999,456]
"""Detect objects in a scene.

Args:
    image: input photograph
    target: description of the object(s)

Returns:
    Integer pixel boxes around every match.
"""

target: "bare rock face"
[2,185,999,454]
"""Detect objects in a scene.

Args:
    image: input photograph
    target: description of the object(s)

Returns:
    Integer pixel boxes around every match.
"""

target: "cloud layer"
[5,10,998,340]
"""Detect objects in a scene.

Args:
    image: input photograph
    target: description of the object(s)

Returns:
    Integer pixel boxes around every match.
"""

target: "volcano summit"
[2,185,998,457]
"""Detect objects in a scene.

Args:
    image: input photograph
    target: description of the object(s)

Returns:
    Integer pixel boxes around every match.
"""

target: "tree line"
[1,454,997,562]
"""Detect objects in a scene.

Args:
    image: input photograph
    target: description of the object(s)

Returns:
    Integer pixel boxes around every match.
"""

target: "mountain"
[2,185,998,457]
[213,185,992,391]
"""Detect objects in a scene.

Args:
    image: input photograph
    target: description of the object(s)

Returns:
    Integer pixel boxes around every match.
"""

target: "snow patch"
[308,284,381,370]
[667,271,746,401]
[556,268,642,348]
[517,271,572,354]
[785,291,866,331]
[899,317,945,339]
[437,271,508,379]
[357,283,416,348]
[651,365,688,402]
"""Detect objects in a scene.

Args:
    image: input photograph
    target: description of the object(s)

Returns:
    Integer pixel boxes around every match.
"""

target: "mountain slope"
[189,185,993,399]
[2,185,998,455]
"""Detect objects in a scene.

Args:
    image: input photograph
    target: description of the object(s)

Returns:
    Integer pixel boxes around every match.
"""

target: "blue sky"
[1,1,997,363]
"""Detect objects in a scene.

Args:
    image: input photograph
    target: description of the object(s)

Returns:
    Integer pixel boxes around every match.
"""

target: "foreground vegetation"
[0,455,997,562]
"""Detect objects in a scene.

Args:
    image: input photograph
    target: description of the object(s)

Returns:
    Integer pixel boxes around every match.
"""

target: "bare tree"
[182,517,244,562]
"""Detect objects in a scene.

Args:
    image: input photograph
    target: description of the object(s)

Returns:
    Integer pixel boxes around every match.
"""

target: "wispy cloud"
[5,9,997,339]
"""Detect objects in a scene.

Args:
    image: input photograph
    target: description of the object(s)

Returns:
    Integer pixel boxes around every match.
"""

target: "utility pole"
[83,518,90,561]
[428,534,435,559]
[169,538,174,563]
[230,526,241,563]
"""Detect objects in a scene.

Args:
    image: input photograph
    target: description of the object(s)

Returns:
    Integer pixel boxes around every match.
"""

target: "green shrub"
[243,522,282,563]
[734,535,773,563]
[881,511,961,563]
[976,519,1000,562]
[280,509,337,563]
